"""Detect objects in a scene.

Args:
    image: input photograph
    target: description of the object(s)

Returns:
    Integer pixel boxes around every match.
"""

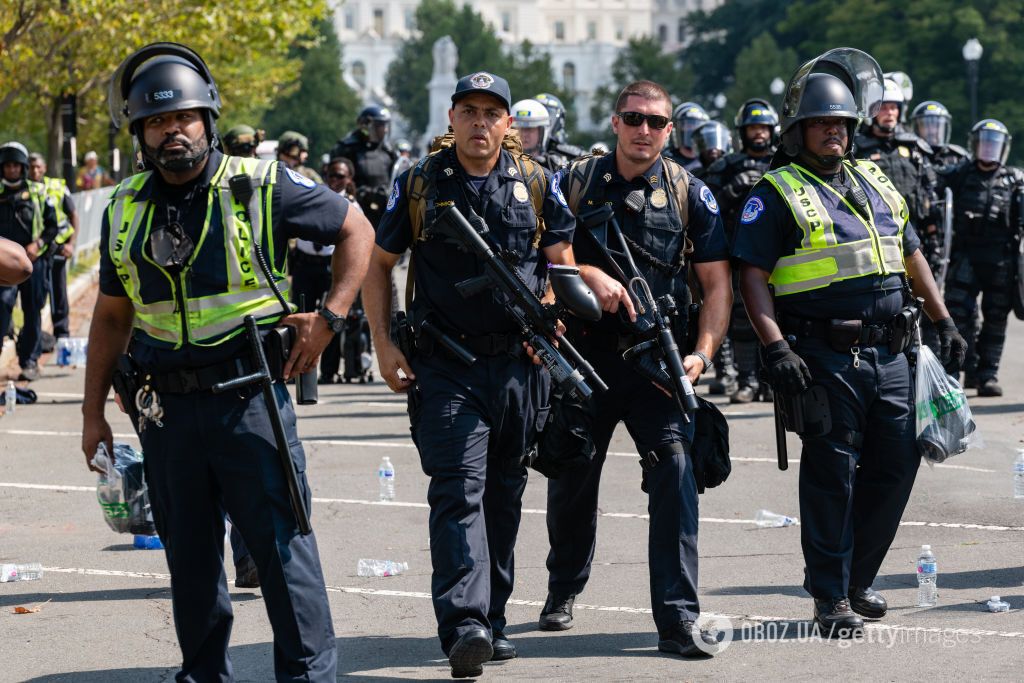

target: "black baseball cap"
[451,72,512,112]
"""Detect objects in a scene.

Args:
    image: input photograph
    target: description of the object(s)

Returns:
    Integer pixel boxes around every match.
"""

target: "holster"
[111,354,142,432]
[775,384,832,437]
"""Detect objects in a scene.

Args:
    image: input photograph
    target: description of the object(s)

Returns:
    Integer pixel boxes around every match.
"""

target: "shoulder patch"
[285,167,315,189]
[385,180,400,213]
[699,185,719,214]
[551,171,568,208]
[740,196,764,224]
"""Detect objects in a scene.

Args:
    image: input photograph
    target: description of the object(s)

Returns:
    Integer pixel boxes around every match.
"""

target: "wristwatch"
[318,306,345,334]
[692,350,712,375]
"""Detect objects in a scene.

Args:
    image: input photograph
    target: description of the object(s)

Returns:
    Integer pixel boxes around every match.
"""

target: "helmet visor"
[914,116,950,147]
[782,48,883,126]
[975,129,1009,163]
[696,124,732,154]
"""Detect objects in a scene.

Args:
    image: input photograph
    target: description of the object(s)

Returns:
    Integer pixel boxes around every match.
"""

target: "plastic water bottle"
[916,545,938,607]
[360,351,373,374]
[71,338,87,366]
[755,509,797,528]
[0,563,43,582]
[5,381,16,414]
[378,456,395,501]
[133,534,164,550]
[55,337,72,366]
[1014,449,1024,500]
[986,596,1010,613]
[357,559,408,577]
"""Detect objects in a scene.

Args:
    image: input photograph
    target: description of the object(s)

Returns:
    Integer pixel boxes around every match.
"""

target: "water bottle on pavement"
[755,509,797,527]
[378,456,395,501]
[916,544,938,606]
[133,534,164,550]
[5,380,16,413]
[357,559,408,577]
[56,337,71,366]
[1014,449,1024,500]
[0,563,43,582]
[986,596,1010,613]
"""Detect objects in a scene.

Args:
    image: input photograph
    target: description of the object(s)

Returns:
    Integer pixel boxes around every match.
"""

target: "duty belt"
[578,328,640,352]
[146,356,254,394]
[449,331,521,357]
[780,314,894,349]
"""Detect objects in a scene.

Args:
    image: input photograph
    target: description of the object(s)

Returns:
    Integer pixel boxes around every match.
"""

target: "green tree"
[385,0,565,137]
[258,19,361,157]
[724,32,798,116]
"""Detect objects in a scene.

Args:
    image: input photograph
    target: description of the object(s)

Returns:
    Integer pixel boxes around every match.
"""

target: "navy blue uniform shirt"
[99,149,349,370]
[731,164,921,322]
[376,145,575,336]
[569,151,728,333]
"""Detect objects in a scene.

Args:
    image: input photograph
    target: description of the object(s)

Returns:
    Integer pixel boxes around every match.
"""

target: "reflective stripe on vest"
[107,155,289,347]
[764,161,908,296]
[26,181,45,241]
[43,177,74,243]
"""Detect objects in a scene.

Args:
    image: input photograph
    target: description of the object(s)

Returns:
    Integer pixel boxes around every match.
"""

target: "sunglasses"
[617,111,671,130]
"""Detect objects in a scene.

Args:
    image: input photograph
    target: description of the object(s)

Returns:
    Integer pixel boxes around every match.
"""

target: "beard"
[748,139,769,152]
[142,133,210,172]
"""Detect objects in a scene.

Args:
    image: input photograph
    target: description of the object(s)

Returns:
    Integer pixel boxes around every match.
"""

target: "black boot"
[538,592,576,631]
[848,586,887,619]
[657,621,717,657]
[977,378,1003,397]
[813,597,864,638]
[448,627,493,678]
[490,630,517,661]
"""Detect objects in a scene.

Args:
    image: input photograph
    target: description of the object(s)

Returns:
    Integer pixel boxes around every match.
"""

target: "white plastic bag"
[915,345,981,463]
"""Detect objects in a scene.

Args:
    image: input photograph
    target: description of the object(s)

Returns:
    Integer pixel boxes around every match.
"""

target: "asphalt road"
[1,287,1022,682]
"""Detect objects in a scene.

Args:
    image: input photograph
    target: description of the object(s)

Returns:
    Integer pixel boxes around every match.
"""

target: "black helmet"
[911,100,952,147]
[110,43,221,132]
[968,119,1011,165]
[358,105,392,124]
[0,141,29,168]
[535,93,568,144]
[735,98,779,151]
[671,102,710,150]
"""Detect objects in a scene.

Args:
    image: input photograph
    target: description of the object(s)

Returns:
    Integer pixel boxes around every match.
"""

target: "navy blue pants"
[141,383,336,682]
[409,351,548,654]
[945,255,1013,383]
[0,255,49,367]
[794,338,919,600]
[49,254,70,338]
[546,350,699,633]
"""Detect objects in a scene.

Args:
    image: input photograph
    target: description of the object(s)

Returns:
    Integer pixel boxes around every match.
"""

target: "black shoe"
[758,384,774,403]
[813,597,864,638]
[490,630,517,661]
[708,375,737,396]
[657,621,716,657]
[962,372,978,389]
[448,627,493,678]
[39,332,56,354]
[234,555,260,589]
[538,592,576,631]
[977,378,1003,397]
[848,586,887,619]
[729,385,756,404]
[17,363,39,382]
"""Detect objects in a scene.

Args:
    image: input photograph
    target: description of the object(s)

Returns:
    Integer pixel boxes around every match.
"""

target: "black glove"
[764,339,812,396]
[724,171,761,200]
[934,316,967,374]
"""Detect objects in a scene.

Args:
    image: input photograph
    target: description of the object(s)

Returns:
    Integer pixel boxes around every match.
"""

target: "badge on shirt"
[284,167,315,189]
[513,181,529,203]
[898,146,910,158]
[385,180,400,212]
[699,185,719,214]
[650,187,668,209]
[550,172,568,208]
[740,196,764,224]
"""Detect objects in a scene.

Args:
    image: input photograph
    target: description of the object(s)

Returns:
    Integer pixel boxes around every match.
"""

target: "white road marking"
[40,566,1024,641]
[1,428,997,473]
[4,483,1022,532]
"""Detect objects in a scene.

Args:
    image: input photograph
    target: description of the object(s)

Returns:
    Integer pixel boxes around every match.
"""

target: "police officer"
[0,141,59,381]
[277,130,324,184]
[222,124,264,157]
[732,49,966,637]
[364,71,576,677]
[911,101,969,172]
[511,98,568,171]
[541,80,731,657]
[0,237,31,285]
[534,92,585,162]
[943,119,1024,397]
[80,43,374,681]
[665,102,710,172]
[27,153,77,342]
[330,105,398,227]
[691,120,734,175]
[703,100,779,402]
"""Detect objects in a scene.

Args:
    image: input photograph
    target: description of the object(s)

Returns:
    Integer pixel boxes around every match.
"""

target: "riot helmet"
[223,124,263,157]
[884,70,913,120]
[872,78,905,133]
[968,119,1011,166]
[109,43,222,172]
[277,131,309,167]
[734,98,779,151]
[779,47,883,161]
[0,141,29,188]
[395,139,412,156]
[911,100,952,148]
[358,105,392,143]
[535,93,568,145]
[671,102,710,150]
[694,121,734,165]
[510,98,550,155]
